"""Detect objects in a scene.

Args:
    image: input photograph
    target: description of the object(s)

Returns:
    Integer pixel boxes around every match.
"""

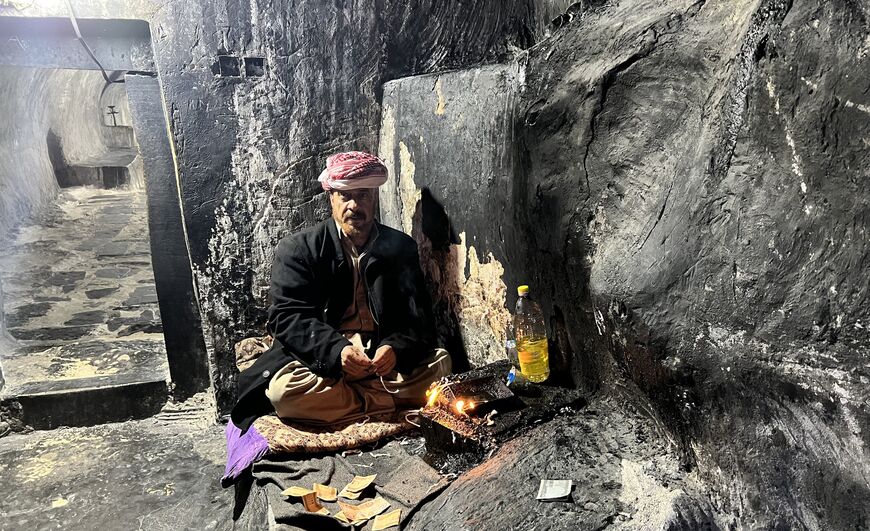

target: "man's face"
[330,188,377,240]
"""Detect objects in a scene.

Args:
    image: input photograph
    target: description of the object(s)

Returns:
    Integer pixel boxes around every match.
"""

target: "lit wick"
[454,399,476,416]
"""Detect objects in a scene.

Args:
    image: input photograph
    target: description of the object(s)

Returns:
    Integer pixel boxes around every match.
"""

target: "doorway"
[0,16,209,428]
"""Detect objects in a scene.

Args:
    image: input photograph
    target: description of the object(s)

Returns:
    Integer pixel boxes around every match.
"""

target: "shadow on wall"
[45,129,66,180]
[411,188,471,373]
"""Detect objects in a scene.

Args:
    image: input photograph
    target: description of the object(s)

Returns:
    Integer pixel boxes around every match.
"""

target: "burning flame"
[425,380,477,417]
[425,383,444,408]
[454,399,476,416]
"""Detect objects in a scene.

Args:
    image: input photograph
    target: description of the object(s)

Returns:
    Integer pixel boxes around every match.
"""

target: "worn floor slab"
[0,405,231,530]
[237,383,726,530]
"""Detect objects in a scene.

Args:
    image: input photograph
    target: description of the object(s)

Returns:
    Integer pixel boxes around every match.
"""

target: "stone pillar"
[125,74,211,400]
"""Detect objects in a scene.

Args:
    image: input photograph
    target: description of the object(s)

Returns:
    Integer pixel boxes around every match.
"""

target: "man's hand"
[341,345,372,380]
[372,345,397,376]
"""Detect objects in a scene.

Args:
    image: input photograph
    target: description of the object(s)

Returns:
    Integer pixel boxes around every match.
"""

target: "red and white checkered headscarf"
[318,151,388,191]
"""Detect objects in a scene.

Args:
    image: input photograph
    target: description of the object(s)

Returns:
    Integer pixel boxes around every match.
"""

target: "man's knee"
[265,361,368,424]
[265,361,323,407]
[431,348,452,378]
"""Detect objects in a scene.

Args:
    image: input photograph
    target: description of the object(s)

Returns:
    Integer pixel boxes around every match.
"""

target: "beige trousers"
[265,349,452,425]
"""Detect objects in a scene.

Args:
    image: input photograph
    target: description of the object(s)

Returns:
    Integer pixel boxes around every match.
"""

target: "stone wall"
[0,67,56,241]
[383,0,870,527]
[42,70,135,167]
[141,0,548,411]
[379,65,523,372]
[2,0,548,410]
[517,2,869,526]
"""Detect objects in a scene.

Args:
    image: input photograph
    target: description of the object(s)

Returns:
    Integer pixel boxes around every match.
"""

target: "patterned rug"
[223,336,415,485]
[254,411,414,454]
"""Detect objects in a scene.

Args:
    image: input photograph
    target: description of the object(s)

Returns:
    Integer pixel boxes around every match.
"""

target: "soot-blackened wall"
[3,2,866,526]
[383,0,870,527]
[144,0,552,411]
[1,0,553,410]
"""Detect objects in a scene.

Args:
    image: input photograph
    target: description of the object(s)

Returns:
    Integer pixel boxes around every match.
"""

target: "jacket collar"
[325,218,385,264]
[325,218,344,265]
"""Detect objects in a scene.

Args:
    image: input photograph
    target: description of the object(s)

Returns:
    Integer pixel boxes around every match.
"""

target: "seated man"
[231,151,451,431]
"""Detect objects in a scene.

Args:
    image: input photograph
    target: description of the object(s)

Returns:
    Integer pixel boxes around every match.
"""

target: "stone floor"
[408,391,724,530]
[0,397,232,530]
[0,187,168,404]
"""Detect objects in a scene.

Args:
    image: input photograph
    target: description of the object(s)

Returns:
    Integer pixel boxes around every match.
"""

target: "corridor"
[0,186,168,399]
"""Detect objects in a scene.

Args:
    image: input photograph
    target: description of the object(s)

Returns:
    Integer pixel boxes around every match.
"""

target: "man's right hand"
[340,345,372,380]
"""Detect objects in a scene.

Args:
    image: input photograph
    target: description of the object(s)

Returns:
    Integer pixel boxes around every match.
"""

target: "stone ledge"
[2,379,168,431]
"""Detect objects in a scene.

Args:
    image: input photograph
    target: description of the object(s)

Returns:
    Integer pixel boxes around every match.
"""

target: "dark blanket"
[233,438,449,530]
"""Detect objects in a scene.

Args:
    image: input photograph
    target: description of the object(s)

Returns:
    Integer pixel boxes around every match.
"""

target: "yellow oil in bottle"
[516,336,550,383]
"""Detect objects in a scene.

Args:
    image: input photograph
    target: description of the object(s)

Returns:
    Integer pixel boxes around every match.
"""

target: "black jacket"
[230,219,436,430]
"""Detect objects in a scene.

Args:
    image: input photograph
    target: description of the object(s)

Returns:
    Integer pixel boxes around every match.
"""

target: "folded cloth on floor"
[235,439,449,530]
[254,411,413,454]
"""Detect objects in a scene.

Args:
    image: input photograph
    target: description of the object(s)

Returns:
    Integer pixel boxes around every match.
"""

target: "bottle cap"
[517,285,529,296]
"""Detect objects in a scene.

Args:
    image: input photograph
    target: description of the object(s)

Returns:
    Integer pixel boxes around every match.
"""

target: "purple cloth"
[222,421,270,487]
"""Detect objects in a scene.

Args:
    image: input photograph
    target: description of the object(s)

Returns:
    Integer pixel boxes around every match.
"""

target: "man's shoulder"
[375,223,418,255]
[276,219,332,256]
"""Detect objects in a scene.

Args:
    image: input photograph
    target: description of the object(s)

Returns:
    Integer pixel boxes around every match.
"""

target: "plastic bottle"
[513,285,550,383]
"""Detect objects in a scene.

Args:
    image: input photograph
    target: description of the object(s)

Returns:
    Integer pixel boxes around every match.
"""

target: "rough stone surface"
[0,66,139,239]
[381,0,870,528]
[0,187,169,428]
[518,2,869,527]
[0,1,868,527]
[0,188,164,345]
[0,405,231,529]
[409,392,723,530]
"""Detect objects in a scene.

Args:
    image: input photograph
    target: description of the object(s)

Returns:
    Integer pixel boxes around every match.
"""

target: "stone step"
[3,377,168,431]
[0,338,170,431]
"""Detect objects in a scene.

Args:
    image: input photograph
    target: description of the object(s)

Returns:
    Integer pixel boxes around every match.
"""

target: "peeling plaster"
[456,232,511,365]
[381,127,511,367]
[422,231,510,367]
[434,77,447,115]
[378,101,401,230]
[397,142,422,235]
